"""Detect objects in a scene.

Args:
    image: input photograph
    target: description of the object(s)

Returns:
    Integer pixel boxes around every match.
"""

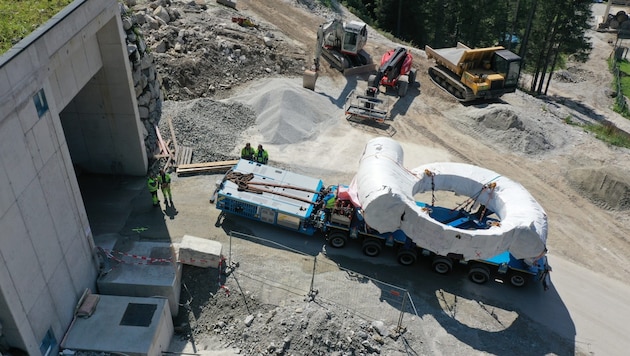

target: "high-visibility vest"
[241,146,255,159]
[325,195,336,209]
[147,177,158,192]
[255,149,268,163]
[157,173,171,187]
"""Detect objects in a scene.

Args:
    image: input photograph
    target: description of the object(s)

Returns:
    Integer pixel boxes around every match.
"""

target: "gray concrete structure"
[60,295,173,356]
[95,235,182,317]
[0,0,148,354]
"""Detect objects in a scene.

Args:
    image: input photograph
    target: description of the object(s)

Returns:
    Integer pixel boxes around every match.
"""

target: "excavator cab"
[303,19,372,91]
[341,21,368,55]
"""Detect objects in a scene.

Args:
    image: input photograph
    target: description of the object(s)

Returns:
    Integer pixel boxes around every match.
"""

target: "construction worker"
[255,144,268,164]
[147,174,159,207]
[324,192,336,212]
[157,168,173,204]
[241,142,255,160]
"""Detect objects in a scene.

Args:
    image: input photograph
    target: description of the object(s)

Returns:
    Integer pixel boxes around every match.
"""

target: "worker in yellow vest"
[147,175,159,207]
[157,169,173,204]
[241,142,255,160]
[255,144,269,164]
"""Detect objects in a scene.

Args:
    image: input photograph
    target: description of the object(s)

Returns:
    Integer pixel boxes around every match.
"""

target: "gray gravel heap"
[160,99,257,163]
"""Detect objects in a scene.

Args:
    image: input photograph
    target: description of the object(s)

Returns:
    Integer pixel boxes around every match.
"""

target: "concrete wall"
[0,0,148,353]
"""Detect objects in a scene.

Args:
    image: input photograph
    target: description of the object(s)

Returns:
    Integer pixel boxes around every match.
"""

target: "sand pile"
[226,78,341,145]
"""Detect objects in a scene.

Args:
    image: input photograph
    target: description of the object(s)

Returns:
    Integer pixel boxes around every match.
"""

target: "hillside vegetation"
[0,0,73,54]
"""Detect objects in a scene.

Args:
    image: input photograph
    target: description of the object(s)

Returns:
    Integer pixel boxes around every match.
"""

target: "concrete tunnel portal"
[57,13,148,177]
[0,0,160,353]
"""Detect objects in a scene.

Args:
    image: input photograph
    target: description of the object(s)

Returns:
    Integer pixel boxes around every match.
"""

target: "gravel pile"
[159,77,341,164]
[160,99,257,163]
[173,265,411,356]
[227,78,340,145]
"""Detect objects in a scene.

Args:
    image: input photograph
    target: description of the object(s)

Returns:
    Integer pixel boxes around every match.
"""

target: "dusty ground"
[122,1,630,355]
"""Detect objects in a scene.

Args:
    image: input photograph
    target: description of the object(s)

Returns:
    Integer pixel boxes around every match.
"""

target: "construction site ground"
[82,1,630,355]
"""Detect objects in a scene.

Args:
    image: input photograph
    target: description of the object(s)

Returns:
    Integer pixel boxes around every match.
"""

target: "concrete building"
[0,0,148,353]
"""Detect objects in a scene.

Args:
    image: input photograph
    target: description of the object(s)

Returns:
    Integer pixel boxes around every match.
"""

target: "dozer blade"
[302,70,318,90]
[343,63,377,77]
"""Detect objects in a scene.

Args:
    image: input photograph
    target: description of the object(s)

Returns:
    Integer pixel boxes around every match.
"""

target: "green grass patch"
[621,75,630,94]
[0,0,74,54]
[584,122,630,149]
[618,59,630,75]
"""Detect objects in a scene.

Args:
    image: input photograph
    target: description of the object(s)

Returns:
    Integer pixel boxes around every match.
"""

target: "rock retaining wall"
[120,2,164,166]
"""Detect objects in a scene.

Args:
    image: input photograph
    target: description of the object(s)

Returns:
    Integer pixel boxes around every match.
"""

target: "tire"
[468,265,491,284]
[368,74,377,88]
[327,231,347,248]
[340,57,350,71]
[398,75,409,97]
[508,271,528,287]
[397,249,417,266]
[432,257,453,274]
[362,239,382,257]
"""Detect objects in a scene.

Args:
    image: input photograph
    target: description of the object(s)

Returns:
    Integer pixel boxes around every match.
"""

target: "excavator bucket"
[342,63,377,77]
[303,69,318,90]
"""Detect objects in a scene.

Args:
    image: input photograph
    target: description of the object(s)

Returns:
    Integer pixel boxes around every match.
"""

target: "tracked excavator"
[303,18,376,90]
[425,42,521,102]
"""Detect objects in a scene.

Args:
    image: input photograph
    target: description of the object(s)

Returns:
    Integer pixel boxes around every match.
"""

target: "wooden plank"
[155,125,168,154]
[167,116,179,169]
[177,165,233,173]
[174,146,193,166]
[176,165,234,175]
[168,116,179,153]
[183,147,193,164]
[178,160,238,169]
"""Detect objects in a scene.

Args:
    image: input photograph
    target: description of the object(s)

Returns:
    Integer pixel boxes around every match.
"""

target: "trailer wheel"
[398,75,409,97]
[432,257,453,274]
[397,249,417,266]
[362,239,382,257]
[468,265,491,284]
[508,272,528,287]
[327,231,347,248]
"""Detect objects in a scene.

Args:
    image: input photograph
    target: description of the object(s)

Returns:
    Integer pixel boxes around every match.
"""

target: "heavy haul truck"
[213,138,551,289]
[425,42,521,102]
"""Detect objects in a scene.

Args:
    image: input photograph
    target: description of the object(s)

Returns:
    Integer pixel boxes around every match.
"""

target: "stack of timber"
[176,160,238,176]
[175,146,193,166]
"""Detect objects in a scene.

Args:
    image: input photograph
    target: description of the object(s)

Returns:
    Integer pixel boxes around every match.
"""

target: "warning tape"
[100,248,221,266]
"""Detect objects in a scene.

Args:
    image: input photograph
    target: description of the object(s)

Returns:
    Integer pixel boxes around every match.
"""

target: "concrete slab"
[177,234,223,268]
[96,238,181,316]
[61,295,173,356]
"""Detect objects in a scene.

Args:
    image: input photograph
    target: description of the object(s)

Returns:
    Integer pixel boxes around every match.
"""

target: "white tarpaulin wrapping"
[349,137,548,265]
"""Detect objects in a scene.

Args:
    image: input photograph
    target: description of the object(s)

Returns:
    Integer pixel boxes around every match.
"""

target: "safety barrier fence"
[225,231,418,329]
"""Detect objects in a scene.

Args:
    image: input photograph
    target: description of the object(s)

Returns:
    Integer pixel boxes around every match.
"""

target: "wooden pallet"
[175,145,193,166]
[176,160,238,176]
